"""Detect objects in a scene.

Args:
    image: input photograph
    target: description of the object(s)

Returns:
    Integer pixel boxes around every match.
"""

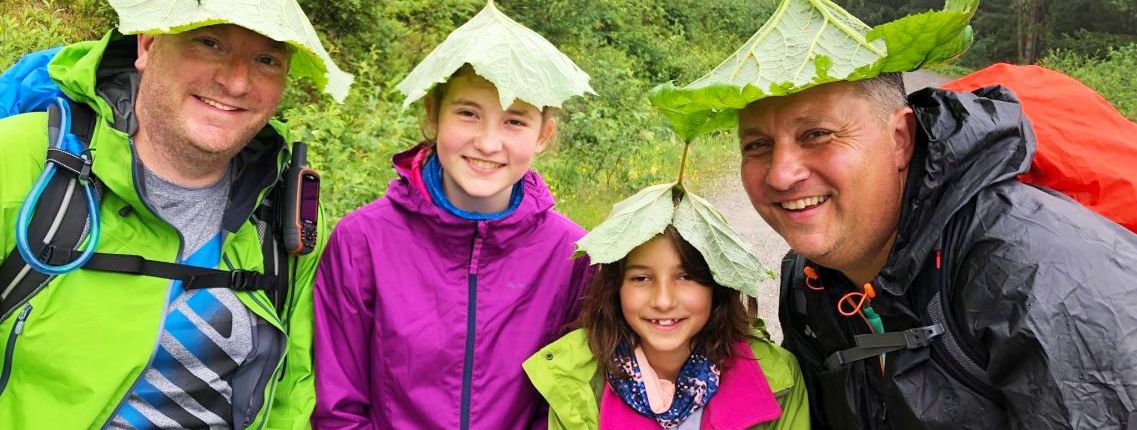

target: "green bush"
[2,0,769,228]
[0,0,111,69]
[1041,44,1137,121]
[1044,29,1137,60]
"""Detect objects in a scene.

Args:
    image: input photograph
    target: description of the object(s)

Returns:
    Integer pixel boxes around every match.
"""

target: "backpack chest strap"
[823,324,944,369]
[39,246,279,292]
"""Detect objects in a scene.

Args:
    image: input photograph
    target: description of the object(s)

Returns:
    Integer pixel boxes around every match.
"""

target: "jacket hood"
[47,30,291,232]
[387,143,558,259]
[877,86,1035,295]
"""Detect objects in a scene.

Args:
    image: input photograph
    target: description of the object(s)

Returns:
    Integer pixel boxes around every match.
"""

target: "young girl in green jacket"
[525,225,810,429]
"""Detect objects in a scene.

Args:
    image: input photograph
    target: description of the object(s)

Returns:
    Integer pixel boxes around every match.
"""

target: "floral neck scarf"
[606,342,721,429]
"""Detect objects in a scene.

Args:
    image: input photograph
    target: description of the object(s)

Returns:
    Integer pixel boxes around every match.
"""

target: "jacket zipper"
[0,304,32,396]
[460,224,483,430]
[102,158,183,427]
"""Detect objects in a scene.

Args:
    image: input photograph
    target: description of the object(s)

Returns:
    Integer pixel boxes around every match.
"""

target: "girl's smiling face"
[619,235,713,372]
[429,68,556,213]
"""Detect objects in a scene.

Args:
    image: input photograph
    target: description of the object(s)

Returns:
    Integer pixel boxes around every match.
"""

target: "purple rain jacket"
[311,144,593,430]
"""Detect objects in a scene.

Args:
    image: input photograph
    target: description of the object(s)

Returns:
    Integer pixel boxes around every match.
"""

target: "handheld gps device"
[283,142,319,255]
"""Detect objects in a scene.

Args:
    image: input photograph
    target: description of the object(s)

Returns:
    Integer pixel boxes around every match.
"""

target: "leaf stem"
[677,139,694,185]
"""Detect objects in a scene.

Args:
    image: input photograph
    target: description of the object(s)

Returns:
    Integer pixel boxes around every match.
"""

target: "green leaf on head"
[575,183,771,298]
[649,0,978,142]
[111,0,354,102]
[395,0,595,110]
[673,190,767,298]
[573,183,676,264]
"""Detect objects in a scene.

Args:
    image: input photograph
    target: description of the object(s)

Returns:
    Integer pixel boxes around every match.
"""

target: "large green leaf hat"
[649,0,979,141]
[395,0,596,110]
[110,0,353,103]
[575,183,772,298]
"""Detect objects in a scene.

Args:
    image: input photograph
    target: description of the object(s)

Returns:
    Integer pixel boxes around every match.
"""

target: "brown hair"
[419,64,559,145]
[577,226,758,377]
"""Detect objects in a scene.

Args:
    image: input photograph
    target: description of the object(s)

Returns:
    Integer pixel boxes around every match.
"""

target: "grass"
[547,133,740,229]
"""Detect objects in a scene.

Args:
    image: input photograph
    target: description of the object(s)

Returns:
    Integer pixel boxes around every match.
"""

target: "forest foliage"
[3,0,1135,227]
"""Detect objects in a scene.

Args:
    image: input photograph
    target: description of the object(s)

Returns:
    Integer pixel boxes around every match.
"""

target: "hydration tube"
[14,97,100,275]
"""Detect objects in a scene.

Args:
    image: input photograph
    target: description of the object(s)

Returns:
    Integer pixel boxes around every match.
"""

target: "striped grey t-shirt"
[107,167,257,430]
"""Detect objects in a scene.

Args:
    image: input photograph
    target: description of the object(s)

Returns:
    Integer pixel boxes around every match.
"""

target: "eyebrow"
[623,264,685,272]
[739,111,826,137]
[270,41,293,55]
[450,98,540,118]
[449,98,483,109]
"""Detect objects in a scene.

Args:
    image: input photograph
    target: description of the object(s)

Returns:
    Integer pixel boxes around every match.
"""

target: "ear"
[890,106,916,171]
[423,94,440,138]
[536,116,557,153]
[135,34,158,71]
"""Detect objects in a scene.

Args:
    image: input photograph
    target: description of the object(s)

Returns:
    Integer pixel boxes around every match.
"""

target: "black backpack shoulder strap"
[812,200,1007,407]
[0,101,100,321]
[922,203,1007,407]
[2,102,294,322]
[254,188,293,321]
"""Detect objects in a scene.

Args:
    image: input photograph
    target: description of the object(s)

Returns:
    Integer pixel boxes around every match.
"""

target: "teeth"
[653,319,679,326]
[200,97,237,111]
[780,196,828,210]
[467,158,504,169]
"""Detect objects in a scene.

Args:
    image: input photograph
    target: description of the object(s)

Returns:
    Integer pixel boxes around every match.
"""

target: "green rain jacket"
[0,31,322,430]
[524,325,811,430]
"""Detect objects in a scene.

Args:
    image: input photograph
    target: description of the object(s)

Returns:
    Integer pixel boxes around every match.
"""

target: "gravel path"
[701,71,951,342]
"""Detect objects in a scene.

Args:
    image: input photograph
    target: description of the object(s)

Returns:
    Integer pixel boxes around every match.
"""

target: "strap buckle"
[824,324,945,369]
[229,270,258,291]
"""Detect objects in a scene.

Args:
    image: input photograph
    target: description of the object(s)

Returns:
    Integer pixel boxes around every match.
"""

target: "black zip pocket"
[0,304,32,396]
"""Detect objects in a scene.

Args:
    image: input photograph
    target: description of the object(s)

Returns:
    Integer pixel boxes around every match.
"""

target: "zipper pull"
[14,305,33,335]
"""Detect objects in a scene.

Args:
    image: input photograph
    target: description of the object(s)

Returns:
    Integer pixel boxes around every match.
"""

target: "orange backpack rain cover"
[942,64,1137,233]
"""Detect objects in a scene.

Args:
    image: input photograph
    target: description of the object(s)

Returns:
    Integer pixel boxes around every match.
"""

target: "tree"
[1017,0,1044,64]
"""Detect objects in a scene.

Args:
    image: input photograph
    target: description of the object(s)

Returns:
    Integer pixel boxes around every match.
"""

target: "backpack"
[942,64,1137,233]
[0,48,313,324]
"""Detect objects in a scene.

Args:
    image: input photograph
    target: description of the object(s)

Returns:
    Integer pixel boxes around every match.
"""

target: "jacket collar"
[387,143,557,260]
[874,87,1034,295]
[598,341,782,430]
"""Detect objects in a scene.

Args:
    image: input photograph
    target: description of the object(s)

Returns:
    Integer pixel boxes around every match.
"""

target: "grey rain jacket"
[779,86,1137,430]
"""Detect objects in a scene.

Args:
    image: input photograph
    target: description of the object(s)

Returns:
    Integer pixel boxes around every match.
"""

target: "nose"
[765,141,809,191]
[472,126,503,154]
[649,281,678,311]
[216,57,252,96]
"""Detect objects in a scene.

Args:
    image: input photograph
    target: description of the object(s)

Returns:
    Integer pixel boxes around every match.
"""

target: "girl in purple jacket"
[310,3,595,429]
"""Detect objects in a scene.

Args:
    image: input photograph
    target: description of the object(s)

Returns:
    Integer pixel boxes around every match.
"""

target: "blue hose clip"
[14,97,101,275]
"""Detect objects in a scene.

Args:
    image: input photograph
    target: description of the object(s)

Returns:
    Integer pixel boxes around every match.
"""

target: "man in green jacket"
[0,2,351,429]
